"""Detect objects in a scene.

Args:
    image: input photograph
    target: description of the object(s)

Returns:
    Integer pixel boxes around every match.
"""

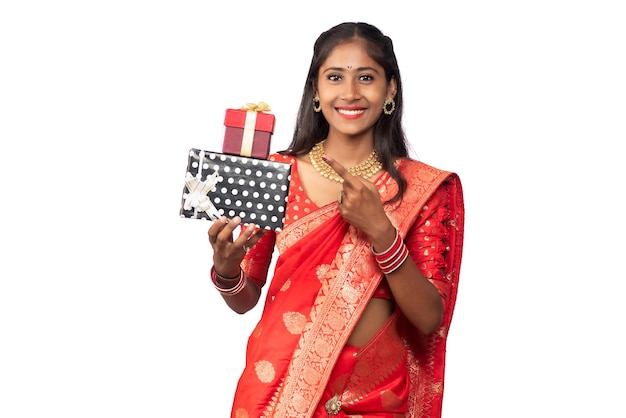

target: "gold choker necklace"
[309,140,382,183]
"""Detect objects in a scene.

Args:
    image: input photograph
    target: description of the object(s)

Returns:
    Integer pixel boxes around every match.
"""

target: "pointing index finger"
[322,154,357,185]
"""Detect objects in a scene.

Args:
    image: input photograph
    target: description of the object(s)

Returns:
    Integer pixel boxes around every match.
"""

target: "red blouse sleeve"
[405,183,453,311]
[241,229,276,288]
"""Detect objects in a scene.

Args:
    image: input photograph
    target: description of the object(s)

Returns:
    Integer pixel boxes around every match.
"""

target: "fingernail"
[322,154,331,163]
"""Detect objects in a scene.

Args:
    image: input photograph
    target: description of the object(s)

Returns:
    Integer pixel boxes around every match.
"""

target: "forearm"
[385,259,443,334]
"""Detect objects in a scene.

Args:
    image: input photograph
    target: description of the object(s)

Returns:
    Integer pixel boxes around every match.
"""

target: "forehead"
[321,39,380,69]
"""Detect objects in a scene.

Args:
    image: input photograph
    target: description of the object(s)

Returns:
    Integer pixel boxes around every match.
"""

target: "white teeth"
[337,109,364,115]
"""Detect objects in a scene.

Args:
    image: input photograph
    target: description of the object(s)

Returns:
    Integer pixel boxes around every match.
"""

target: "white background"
[1,1,625,417]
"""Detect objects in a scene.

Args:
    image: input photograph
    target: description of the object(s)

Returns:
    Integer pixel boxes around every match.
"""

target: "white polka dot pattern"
[180,149,291,231]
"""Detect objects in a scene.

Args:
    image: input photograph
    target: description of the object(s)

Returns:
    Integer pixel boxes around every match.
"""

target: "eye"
[327,74,342,82]
[359,74,374,82]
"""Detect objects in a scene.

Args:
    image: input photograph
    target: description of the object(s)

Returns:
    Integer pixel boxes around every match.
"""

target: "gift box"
[222,103,275,159]
[180,148,291,231]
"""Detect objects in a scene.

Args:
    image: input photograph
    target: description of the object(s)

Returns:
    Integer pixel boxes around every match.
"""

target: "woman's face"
[316,39,396,139]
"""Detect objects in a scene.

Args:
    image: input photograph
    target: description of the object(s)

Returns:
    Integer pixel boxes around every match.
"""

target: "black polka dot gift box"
[180,148,292,231]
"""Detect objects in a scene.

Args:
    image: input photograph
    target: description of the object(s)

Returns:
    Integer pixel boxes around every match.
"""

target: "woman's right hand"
[207,216,263,277]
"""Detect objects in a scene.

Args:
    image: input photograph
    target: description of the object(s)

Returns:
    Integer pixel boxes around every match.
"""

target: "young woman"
[208,22,465,418]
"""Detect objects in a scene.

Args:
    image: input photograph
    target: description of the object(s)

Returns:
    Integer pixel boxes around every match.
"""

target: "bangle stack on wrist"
[372,229,409,275]
[210,267,246,295]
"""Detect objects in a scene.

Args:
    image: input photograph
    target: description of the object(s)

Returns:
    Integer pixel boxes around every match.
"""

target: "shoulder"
[395,158,463,204]
[397,158,457,183]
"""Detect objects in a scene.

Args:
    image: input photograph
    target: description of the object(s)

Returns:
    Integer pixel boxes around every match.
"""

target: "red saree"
[233,155,464,418]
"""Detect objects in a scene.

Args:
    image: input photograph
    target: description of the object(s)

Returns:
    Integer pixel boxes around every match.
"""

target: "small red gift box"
[222,103,275,159]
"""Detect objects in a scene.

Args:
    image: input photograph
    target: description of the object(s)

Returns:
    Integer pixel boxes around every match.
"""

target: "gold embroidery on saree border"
[274,227,382,416]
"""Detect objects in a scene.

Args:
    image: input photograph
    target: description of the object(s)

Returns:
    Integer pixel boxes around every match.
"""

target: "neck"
[322,137,375,166]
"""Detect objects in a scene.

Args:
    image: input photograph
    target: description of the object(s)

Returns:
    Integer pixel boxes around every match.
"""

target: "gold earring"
[383,98,395,115]
[312,96,322,112]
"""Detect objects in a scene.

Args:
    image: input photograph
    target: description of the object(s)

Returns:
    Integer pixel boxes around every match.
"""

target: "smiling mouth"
[337,108,365,116]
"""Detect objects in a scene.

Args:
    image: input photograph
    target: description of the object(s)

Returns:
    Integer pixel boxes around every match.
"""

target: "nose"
[342,79,361,101]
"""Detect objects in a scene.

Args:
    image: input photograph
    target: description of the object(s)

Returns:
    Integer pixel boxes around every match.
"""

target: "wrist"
[370,222,397,253]
[210,266,246,295]
[213,266,241,280]
[212,259,242,280]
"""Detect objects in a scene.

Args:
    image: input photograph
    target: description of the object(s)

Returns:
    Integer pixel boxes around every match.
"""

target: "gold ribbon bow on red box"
[239,102,271,112]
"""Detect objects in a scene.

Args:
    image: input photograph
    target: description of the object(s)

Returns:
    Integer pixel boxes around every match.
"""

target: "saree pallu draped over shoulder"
[231,158,464,418]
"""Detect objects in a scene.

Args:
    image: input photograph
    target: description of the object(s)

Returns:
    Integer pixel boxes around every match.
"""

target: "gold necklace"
[309,140,382,183]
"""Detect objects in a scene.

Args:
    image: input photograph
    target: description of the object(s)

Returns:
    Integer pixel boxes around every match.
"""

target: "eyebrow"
[322,66,380,74]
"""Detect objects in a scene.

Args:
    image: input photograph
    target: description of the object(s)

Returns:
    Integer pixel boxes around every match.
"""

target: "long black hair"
[282,22,409,204]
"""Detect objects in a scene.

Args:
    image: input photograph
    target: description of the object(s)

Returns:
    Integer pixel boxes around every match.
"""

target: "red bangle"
[372,229,409,275]
[211,267,246,295]
[378,244,409,274]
